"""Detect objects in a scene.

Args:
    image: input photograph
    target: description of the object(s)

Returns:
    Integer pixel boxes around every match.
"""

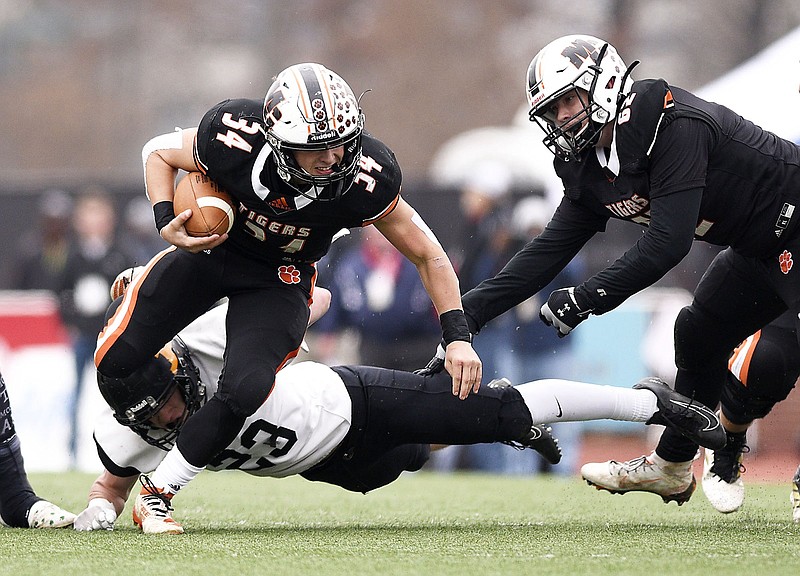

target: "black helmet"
[97,337,205,450]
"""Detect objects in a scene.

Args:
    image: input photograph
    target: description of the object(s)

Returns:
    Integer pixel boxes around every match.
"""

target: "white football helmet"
[263,63,364,200]
[526,35,634,160]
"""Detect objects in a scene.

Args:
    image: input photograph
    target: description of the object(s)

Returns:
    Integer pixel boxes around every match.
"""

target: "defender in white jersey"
[76,291,723,533]
[93,304,353,479]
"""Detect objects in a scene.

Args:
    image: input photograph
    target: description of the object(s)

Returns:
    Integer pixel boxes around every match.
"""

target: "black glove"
[413,342,446,376]
[539,287,592,338]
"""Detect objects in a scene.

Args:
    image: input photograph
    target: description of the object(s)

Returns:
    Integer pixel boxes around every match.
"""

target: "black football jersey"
[554,79,800,255]
[193,98,402,264]
[462,78,800,329]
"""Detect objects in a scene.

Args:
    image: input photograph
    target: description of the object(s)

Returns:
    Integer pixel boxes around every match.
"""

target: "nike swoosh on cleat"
[671,400,718,432]
[555,397,563,418]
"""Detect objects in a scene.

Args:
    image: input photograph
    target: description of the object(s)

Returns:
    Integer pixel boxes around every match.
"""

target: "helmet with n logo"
[263,62,364,200]
[526,35,633,160]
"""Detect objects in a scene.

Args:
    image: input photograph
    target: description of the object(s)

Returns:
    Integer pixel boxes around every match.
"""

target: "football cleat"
[27,500,76,529]
[110,266,144,300]
[508,424,562,465]
[634,377,726,450]
[132,475,183,535]
[491,376,562,465]
[581,452,696,505]
[791,465,800,523]
[701,430,748,514]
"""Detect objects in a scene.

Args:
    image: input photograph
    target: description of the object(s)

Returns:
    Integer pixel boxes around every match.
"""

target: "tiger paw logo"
[278,265,301,284]
[779,250,793,274]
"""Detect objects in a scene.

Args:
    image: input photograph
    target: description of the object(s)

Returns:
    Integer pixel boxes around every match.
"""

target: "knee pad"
[215,374,275,419]
[722,325,800,423]
[721,376,789,423]
[95,339,149,379]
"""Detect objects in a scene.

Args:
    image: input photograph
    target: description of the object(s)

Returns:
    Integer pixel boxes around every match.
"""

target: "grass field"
[5,470,800,576]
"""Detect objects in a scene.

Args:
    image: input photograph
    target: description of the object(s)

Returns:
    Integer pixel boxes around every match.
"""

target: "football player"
[94,64,480,531]
[76,286,722,533]
[0,370,75,528]
[419,34,800,506]
[700,311,800,520]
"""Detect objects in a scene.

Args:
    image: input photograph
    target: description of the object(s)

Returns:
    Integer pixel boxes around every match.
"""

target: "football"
[173,172,236,237]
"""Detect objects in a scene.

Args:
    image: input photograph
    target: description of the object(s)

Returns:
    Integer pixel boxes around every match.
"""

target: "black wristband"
[440,309,471,346]
[153,201,175,233]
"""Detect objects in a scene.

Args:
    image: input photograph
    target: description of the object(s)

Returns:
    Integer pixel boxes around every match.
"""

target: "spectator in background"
[312,228,441,371]
[454,162,517,296]
[453,162,519,382]
[120,196,168,265]
[57,187,128,468]
[492,196,587,476]
[430,164,521,472]
[11,189,73,291]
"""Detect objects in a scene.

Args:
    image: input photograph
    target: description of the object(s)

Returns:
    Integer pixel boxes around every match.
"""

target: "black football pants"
[658,244,800,461]
[301,366,532,493]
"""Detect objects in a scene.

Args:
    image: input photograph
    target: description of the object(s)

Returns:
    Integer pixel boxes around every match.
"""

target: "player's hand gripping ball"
[173,172,236,237]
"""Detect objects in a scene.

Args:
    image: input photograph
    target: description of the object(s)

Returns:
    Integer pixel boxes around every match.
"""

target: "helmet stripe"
[297,64,324,132]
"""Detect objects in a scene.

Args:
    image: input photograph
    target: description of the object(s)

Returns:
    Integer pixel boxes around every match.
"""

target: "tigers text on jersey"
[93,304,352,478]
[193,98,402,264]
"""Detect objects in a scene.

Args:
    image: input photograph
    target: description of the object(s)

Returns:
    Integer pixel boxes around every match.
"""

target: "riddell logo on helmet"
[308,129,337,143]
[129,399,149,412]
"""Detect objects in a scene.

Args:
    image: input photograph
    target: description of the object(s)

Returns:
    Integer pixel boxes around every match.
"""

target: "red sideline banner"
[0,290,69,349]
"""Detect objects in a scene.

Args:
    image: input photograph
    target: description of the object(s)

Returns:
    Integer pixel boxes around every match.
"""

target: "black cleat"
[634,377,726,450]
[505,424,562,465]
[490,377,562,465]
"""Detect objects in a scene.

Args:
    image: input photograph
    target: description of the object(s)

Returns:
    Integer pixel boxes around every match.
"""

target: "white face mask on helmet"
[263,62,365,200]
[526,35,635,161]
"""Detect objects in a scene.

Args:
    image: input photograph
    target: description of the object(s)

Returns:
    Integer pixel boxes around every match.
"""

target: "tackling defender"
[75,280,723,533]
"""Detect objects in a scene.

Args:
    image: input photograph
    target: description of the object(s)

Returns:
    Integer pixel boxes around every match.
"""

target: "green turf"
[5,470,800,575]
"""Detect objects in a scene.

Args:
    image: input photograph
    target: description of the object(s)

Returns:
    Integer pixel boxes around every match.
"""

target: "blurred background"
[1,0,800,475]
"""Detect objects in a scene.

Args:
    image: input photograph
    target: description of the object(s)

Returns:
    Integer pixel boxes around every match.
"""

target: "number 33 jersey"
[92,303,353,478]
[193,98,402,264]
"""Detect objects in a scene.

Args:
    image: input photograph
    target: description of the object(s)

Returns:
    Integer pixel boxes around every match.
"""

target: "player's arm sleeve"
[462,199,601,333]
[358,145,403,226]
[577,117,712,313]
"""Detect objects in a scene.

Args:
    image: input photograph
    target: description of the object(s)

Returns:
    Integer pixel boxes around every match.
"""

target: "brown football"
[173,172,236,237]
